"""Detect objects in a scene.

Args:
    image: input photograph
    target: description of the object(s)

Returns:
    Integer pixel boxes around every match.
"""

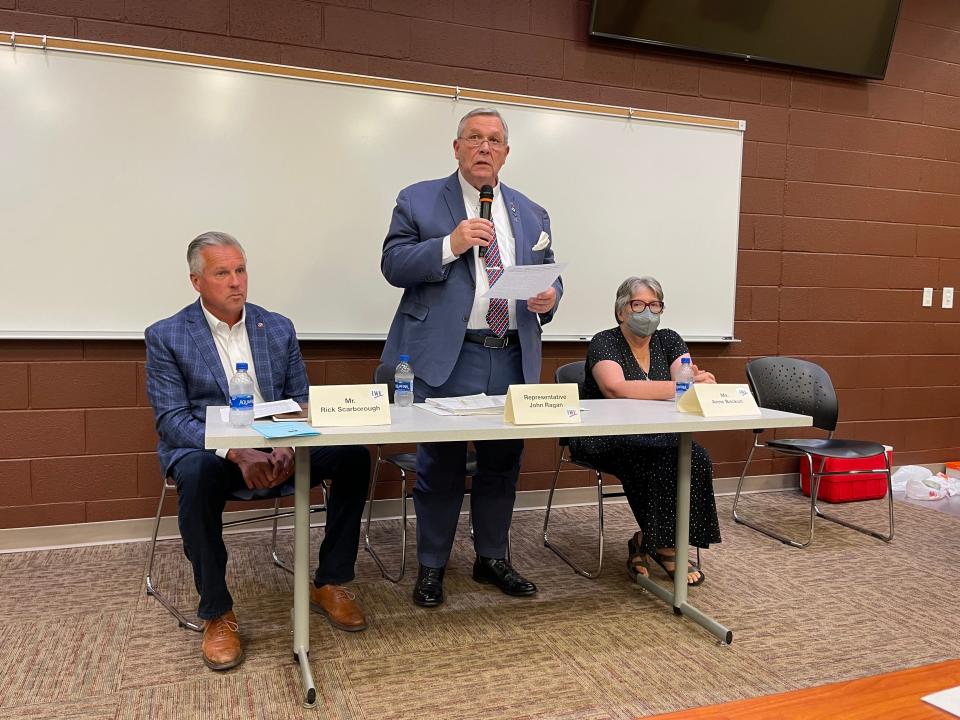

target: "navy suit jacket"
[380,172,563,388]
[145,299,308,477]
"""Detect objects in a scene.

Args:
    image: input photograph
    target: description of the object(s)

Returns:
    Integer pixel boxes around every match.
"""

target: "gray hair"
[614,276,664,323]
[457,107,509,144]
[187,231,245,275]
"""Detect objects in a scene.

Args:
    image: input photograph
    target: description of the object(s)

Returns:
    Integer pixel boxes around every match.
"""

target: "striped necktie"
[484,223,509,337]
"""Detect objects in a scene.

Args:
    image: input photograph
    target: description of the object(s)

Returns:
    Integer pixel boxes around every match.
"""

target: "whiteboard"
[0,41,744,341]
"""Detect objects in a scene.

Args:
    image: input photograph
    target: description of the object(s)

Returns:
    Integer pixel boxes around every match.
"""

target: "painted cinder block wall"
[1,0,958,528]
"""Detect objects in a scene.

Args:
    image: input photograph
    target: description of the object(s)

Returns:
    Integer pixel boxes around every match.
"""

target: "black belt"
[464,330,519,349]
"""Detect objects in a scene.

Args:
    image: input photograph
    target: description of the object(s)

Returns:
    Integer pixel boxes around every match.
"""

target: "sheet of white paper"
[253,399,301,418]
[426,394,505,410]
[481,262,567,300]
[415,403,456,416]
[424,394,506,415]
[923,686,960,716]
[218,399,300,423]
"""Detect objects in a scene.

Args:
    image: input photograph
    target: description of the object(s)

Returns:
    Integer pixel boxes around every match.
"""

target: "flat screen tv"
[590,1,902,80]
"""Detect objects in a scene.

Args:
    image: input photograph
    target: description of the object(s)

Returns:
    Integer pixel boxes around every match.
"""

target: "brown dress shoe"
[201,610,244,671]
[310,584,367,632]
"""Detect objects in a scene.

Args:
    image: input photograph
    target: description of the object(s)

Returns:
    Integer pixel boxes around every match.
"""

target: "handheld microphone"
[479,185,494,257]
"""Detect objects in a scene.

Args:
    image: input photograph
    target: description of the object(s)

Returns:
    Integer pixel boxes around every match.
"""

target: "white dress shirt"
[201,302,264,458]
[441,171,518,331]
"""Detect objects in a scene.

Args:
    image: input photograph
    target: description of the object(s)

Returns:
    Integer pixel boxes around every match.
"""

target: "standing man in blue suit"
[146,231,370,671]
[381,108,563,607]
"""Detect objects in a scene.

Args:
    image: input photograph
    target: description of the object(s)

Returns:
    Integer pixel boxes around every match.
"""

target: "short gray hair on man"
[457,107,509,144]
[614,276,664,323]
[187,231,245,275]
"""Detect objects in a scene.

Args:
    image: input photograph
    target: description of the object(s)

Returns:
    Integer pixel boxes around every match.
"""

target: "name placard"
[504,383,581,425]
[677,384,761,417]
[308,384,390,426]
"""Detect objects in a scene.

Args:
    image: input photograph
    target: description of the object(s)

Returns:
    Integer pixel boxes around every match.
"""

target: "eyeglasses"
[458,134,507,150]
[628,299,665,314]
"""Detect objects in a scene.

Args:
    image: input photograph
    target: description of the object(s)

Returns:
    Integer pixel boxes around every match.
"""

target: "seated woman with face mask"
[569,276,720,586]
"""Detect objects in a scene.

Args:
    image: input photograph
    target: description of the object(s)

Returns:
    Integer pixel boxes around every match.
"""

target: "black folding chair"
[541,361,627,578]
[732,356,894,548]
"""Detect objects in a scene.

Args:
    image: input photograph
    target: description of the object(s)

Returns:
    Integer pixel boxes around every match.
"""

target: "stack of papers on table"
[421,394,506,416]
[219,399,302,423]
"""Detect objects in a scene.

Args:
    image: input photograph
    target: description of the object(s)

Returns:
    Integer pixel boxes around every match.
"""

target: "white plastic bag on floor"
[892,465,932,492]
[906,474,948,500]
[935,472,960,497]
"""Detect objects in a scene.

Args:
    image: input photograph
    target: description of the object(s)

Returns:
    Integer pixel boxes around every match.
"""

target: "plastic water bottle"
[229,362,255,427]
[675,357,694,406]
[394,354,414,407]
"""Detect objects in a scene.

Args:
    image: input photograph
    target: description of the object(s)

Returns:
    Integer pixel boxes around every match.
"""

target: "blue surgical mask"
[626,309,660,337]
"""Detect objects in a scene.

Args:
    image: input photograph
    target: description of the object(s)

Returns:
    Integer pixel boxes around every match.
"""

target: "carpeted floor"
[0,492,957,719]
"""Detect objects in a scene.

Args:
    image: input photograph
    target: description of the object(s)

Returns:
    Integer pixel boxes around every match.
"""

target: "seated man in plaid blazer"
[145,231,370,671]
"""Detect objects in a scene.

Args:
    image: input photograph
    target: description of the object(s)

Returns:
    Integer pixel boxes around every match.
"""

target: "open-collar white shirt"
[200,302,265,404]
[201,302,265,459]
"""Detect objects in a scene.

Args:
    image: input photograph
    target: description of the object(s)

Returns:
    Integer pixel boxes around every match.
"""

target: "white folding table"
[206,399,810,707]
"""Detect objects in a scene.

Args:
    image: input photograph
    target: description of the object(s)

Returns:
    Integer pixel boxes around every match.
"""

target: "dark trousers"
[170,446,370,620]
[413,337,525,568]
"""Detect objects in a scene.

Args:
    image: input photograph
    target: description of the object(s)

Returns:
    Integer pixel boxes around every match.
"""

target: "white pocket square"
[531,231,550,252]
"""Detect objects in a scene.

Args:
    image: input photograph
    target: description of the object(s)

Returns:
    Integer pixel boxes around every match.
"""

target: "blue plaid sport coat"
[145,299,308,476]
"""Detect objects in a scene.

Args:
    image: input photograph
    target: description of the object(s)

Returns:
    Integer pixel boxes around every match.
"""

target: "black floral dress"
[569,327,721,553]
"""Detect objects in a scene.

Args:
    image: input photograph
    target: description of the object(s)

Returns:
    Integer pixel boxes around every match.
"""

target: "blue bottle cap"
[236,362,248,371]
[399,354,410,363]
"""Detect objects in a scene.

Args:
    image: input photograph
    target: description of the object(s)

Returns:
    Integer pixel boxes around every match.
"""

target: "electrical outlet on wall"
[944,287,954,309]
[922,287,934,307]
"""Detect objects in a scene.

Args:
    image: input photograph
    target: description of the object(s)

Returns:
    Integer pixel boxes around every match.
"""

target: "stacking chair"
[732,356,894,548]
[541,361,626,578]
[144,474,329,632]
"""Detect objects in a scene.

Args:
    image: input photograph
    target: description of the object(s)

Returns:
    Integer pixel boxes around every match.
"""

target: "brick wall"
[1,0,958,529]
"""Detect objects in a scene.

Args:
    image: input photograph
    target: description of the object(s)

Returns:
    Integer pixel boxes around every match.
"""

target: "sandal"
[626,531,649,580]
[647,548,705,587]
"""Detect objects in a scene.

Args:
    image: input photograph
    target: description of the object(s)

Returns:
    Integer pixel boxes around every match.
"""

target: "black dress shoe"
[413,564,445,608]
[472,556,537,597]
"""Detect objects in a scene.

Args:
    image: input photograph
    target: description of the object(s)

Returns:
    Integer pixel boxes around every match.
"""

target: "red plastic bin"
[799,446,892,503]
